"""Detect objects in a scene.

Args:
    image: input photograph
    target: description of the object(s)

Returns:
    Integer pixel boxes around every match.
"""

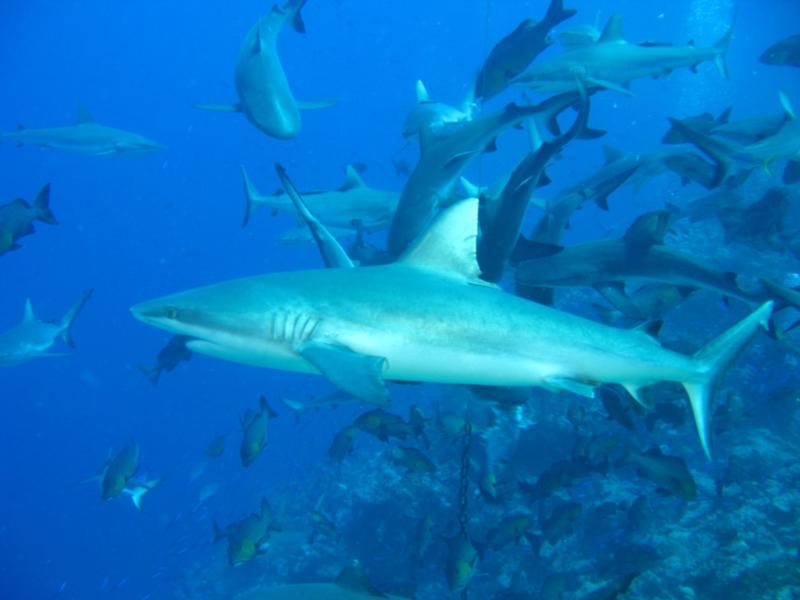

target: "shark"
[668,93,800,185]
[515,211,785,313]
[474,0,576,100]
[195,0,331,139]
[387,92,585,257]
[132,198,771,458]
[477,85,589,282]
[0,289,93,367]
[529,145,715,247]
[512,14,732,95]
[241,164,399,234]
[1,108,163,155]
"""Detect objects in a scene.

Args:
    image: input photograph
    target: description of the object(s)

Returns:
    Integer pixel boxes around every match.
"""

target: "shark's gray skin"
[669,94,800,185]
[529,145,710,248]
[474,0,576,100]
[663,107,789,146]
[387,93,585,257]
[760,34,800,68]
[241,164,399,234]
[0,289,92,367]
[478,85,589,282]
[195,0,331,140]
[665,179,745,224]
[402,80,474,139]
[516,212,774,310]
[0,184,57,256]
[1,108,163,155]
[132,199,772,457]
[512,15,732,95]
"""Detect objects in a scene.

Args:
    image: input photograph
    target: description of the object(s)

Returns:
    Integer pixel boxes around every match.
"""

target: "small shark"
[387,92,585,256]
[1,107,162,155]
[0,289,93,367]
[529,145,714,246]
[516,211,775,308]
[478,86,589,282]
[0,184,57,255]
[195,0,331,139]
[132,198,772,457]
[474,0,576,100]
[512,15,732,95]
[663,106,789,146]
[669,93,800,185]
[241,164,399,234]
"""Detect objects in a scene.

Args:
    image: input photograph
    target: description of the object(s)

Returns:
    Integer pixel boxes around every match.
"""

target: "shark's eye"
[164,306,180,320]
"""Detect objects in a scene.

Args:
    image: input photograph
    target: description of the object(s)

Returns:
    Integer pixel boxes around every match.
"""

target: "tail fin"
[712,26,734,79]
[666,117,741,187]
[240,166,264,228]
[285,0,308,33]
[542,0,577,28]
[33,183,57,225]
[682,301,772,458]
[127,477,164,511]
[60,289,93,348]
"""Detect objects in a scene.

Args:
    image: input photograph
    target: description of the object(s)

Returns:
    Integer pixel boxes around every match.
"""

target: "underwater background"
[1,0,799,598]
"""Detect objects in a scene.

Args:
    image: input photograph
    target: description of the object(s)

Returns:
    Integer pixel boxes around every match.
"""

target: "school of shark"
[2,1,800,598]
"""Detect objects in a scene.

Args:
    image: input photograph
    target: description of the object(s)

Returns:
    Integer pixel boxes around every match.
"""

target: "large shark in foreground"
[1,108,162,155]
[0,289,93,367]
[132,199,771,458]
[195,0,331,139]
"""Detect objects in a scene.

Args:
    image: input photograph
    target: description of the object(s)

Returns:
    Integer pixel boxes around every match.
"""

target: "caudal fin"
[712,25,734,79]
[240,166,265,228]
[682,301,772,458]
[60,289,93,348]
[666,117,741,187]
[542,0,577,28]
[33,183,58,225]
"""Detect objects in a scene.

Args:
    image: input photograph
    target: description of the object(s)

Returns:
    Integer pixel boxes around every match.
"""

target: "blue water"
[2,1,799,598]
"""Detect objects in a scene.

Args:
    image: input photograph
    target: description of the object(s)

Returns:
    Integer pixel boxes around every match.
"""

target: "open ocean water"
[1,1,799,598]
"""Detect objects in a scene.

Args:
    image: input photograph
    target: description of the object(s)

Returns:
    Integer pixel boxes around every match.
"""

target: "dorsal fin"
[339,165,366,191]
[623,210,673,249]
[74,106,95,124]
[399,198,484,283]
[599,15,625,43]
[602,144,626,165]
[23,299,35,322]
[415,80,431,103]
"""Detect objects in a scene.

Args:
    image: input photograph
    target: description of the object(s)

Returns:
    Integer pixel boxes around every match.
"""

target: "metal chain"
[457,419,473,538]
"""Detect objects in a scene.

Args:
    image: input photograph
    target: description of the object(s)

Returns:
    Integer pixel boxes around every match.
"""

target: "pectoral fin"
[299,342,389,406]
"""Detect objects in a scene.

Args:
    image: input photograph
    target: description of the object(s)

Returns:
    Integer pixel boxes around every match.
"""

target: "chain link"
[457,419,472,538]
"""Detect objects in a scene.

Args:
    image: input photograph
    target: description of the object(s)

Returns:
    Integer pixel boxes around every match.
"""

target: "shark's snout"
[130,300,181,326]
